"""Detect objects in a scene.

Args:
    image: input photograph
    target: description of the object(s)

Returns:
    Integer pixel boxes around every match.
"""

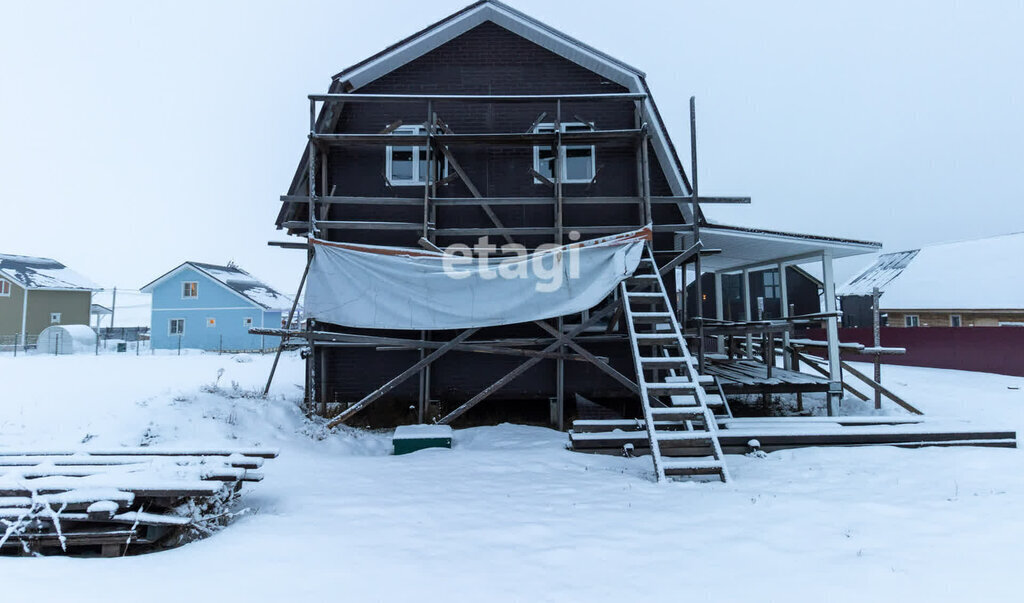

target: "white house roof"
[838,232,1024,310]
[0,254,97,291]
[142,262,292,311]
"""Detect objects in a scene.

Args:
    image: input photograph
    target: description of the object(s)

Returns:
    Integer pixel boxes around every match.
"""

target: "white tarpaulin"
[305,227,650,330]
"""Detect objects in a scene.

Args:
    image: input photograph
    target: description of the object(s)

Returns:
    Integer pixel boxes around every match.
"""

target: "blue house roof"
[142,261,292,311]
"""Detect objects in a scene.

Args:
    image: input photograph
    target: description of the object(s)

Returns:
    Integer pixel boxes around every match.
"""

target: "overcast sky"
[2,0,1022,293]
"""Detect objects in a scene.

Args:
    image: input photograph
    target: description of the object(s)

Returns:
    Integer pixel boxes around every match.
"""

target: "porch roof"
[688,223,881,273]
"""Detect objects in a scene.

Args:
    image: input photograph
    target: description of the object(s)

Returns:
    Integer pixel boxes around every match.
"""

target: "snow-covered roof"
[189,262,292,311]
[837,250,919,297]
[142,262,292,311]
[838,232,1024,309]
[0,254,97,291]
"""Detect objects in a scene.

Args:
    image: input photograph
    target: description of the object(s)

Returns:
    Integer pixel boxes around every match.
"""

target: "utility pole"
[110,287,117,332]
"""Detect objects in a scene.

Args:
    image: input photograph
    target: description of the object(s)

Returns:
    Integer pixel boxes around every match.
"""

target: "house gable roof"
[280,0,694,227]
[141,262,292,311]
[838,232,1024,310]
[0,253,97,291]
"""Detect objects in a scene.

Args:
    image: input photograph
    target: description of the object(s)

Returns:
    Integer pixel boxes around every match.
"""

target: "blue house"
[142,261,292,351]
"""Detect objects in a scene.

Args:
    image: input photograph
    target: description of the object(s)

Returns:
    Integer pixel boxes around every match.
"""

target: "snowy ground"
[1,351,1022,602]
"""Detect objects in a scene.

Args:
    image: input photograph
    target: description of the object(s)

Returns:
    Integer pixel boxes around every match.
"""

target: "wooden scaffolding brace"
[261,91,750,427]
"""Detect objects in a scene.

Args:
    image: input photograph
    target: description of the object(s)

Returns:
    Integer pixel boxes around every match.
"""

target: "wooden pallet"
[0,447,277,556]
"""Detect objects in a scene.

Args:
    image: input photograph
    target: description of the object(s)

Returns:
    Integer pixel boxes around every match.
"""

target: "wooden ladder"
[620,244,730,482]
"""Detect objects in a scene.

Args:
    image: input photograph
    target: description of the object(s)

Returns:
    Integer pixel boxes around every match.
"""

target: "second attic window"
[533,122,596,183]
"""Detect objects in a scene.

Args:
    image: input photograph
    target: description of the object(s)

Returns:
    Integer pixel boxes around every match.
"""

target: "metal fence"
[0,334,39,355]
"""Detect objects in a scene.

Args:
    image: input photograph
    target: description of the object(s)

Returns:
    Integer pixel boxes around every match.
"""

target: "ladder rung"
[646,382,706,395]
[633,334,680,344]
[650,407,706,418]
[656,432,713,443]
[628,274,658,281]
[631,312,673,323]
[627,292,662,298]
[662,460,724,476]
[667,375,716,384]
[639,356,687,367]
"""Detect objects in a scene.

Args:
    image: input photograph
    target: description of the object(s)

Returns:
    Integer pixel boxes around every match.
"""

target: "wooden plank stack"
[0,448,277,557]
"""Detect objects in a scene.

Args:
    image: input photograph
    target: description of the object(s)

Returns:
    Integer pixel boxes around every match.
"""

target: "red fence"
[802,327,1024,377]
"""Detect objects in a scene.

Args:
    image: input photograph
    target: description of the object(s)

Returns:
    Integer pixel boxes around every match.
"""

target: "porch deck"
[569,416,1018,456]
[704,358,831,395]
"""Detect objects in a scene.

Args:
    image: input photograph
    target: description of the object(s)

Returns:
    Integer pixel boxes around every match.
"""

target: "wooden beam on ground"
[840,361,924,415]
[437,303,620,425]
[327,329,479,427]
[791,349,869,402]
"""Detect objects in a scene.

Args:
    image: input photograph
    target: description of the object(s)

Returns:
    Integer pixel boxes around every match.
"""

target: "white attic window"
[385,125,448,186]
[533,122,596,184]
[182,281,198,299]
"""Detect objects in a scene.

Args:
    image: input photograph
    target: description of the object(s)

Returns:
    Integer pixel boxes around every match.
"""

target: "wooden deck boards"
[705,359,831,394]
[569,418,1017,456]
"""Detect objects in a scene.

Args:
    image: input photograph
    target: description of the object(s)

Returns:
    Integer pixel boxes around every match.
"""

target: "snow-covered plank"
[0,509,192,527]
[0,448,278,458]
[0,455,264,469]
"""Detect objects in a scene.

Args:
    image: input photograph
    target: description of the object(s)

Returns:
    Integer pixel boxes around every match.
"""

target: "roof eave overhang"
[691,223,882,273]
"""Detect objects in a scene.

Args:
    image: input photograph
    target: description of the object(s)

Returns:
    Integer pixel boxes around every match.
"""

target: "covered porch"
[677,222,881,415]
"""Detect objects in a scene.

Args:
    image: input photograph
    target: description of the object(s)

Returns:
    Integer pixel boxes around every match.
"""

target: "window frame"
[385,125,449,186]
[243,317,254,328]
[763,271,781,300]
[950,314,962,327]
[169,318,185,336]
[905,315,920,327]
[0,279,10,297]
[181,281,198,299]
[206,317,216,328]
[532,122,596,184]
[49,312,61,325]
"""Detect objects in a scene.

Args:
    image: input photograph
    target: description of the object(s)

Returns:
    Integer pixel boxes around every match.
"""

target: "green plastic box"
[393,424,453,455]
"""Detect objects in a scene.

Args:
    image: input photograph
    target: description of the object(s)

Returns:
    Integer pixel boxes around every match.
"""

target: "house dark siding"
[685,267,821,325]
[298,21,690,425]
[840,294,875,328]
[306,22,679,249]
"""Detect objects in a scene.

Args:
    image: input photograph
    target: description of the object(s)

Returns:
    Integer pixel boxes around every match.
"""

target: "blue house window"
[182,282,198,299]
[169,318,185,335]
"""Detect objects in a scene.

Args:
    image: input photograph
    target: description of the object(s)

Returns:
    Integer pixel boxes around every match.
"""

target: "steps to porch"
[619,244,729,483]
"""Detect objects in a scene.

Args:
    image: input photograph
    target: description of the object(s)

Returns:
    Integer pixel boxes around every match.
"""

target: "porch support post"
[779,262,791,370]
[742,268,753,358]
[714,272,724,354]
[821,250,842,415]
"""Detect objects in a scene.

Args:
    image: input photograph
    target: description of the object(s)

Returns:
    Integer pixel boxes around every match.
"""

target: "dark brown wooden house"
[269,0,880,435]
